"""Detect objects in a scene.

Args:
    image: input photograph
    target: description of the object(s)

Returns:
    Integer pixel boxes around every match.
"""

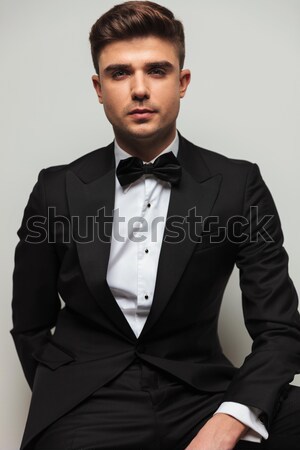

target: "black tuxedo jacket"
[11,131,300,449]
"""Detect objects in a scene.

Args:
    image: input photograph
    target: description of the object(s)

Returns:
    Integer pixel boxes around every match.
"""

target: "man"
[11,1,300,449]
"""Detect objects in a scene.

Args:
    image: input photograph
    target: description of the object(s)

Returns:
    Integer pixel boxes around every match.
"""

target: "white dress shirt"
[106,130,268,443]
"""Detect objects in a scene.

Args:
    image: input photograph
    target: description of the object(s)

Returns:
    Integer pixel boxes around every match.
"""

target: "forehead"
[99,36,178,68]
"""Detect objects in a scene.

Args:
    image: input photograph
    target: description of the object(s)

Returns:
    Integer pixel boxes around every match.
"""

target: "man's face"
[92,36,190,145]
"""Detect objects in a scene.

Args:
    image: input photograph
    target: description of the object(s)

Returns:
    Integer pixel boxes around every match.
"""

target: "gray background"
[1,1,299,448]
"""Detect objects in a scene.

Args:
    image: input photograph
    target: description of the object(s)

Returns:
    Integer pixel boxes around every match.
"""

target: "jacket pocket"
[32,342,75,370]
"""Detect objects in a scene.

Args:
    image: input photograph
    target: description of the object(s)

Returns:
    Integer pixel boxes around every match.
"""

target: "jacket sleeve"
[10,169,61,389]
[222,163,300,429]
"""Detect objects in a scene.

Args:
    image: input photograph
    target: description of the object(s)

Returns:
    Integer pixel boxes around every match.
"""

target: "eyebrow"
[103,60,175,74]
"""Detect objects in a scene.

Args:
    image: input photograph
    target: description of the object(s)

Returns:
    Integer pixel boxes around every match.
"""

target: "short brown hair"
[89,1,185,74]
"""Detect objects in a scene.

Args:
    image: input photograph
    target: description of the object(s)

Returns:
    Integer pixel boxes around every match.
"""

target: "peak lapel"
[66,144,136,341]
[139,134,222,338]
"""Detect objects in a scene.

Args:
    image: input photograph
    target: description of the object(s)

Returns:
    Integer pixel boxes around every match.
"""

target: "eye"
[112,70,129,79]
[149,68,166,76]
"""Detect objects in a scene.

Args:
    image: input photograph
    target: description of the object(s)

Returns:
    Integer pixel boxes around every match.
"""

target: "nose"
[131,72,150,101]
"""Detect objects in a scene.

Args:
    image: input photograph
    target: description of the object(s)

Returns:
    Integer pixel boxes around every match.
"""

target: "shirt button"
[147,203,151,208]
[145,249,149,253]
[145,295,149,300]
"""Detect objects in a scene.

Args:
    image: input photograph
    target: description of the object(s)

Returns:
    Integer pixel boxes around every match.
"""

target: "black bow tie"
[116,151,182,187]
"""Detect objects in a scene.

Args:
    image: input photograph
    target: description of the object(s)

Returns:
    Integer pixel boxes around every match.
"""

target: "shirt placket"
[136,176,157,331]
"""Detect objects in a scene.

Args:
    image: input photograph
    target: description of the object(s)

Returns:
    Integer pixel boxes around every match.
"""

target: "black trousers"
[30,359,300,450]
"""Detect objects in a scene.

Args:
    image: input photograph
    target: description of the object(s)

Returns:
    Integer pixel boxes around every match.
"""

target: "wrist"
[214,413,249,440]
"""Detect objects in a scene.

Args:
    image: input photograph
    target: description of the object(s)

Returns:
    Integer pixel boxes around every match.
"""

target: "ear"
[92,75,103,104]
[179,69,191,98]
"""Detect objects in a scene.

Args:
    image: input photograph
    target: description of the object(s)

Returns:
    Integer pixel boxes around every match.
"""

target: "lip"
[129,108,155,114]
[128,109,156,120]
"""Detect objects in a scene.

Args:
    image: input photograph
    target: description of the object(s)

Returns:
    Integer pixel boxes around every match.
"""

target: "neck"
[114,126,177,162]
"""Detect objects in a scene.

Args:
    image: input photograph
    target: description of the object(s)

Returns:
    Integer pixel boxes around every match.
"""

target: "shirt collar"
[114,129,179,166]
[114,130,179,192]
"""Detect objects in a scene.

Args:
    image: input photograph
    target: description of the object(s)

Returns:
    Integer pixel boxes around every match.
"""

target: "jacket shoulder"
[41,143,114,180]
[188,139,255,177]
[180,136,261,211]
[31,143,114,206]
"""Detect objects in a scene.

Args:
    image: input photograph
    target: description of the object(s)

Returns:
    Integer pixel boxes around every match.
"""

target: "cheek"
[159,83,180,109]
[102,84,126,107]
[164,93,180,116]
[102,91,124,118]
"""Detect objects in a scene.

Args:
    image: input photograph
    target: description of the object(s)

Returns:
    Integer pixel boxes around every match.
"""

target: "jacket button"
[136,344,145,353]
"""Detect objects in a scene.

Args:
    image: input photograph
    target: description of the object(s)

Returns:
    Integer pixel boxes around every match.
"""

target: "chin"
[125,125,160,140]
